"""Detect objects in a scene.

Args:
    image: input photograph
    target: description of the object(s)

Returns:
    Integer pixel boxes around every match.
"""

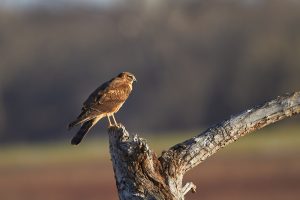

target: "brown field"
[1,154,300,200]
[0,126,300,200]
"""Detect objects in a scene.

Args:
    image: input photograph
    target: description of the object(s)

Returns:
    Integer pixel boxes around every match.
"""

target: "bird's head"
[118,72,137,83]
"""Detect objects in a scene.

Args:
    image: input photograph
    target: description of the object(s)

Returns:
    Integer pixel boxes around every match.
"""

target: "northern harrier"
[68,72,137,145]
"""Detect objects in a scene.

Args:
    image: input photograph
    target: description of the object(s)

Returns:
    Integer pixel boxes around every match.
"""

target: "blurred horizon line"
[0,0,122,10]
[0,0,286,11]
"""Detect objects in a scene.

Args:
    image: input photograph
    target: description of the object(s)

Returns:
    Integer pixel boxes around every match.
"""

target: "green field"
[0,125,299,167]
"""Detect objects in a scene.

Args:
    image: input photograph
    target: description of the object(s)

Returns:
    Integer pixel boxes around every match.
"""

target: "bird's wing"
[68,77,132,129]
[82,79,113,109]
[90,78,132,112]
[68,79,112,128]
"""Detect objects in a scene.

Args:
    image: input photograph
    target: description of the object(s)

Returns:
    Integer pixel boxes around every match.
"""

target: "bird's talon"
[115,124,122,128]
[108,124,120,129]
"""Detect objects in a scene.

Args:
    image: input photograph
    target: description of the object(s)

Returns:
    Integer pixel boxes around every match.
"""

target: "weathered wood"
[109,127,175,200]
[108,91,300,200]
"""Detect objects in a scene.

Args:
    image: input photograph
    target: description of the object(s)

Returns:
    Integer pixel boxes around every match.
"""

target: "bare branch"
[108,92,300,199]
[182,182,196,196]
[160,92,300,174]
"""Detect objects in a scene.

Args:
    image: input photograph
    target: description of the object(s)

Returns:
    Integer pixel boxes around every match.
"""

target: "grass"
[0,139,109,167]
[0,125,299,168]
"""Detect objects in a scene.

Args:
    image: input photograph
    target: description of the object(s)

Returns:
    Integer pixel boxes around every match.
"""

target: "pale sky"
[0,0,122,9]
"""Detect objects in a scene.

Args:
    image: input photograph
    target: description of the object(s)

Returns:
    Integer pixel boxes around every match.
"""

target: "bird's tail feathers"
[68,119,84,130]
[71,114,104,145]
[68,115,95,130]
[68,110,106,130]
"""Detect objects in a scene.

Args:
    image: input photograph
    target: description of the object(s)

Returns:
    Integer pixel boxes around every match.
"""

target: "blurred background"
[0,0,300,199]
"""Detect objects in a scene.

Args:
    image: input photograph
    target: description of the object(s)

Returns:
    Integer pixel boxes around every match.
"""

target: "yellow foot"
[107,122,123,129]
[108,124,120,128]
[108,125,114,128]
[116,123,123,128]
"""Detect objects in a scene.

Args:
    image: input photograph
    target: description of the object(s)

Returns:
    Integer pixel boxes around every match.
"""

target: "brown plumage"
[68,72,136,145]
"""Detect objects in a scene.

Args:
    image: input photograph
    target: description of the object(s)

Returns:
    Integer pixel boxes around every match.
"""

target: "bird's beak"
[133,77,137,82]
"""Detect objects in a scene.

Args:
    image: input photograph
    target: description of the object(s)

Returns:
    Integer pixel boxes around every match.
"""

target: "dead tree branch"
[108,91,300,200]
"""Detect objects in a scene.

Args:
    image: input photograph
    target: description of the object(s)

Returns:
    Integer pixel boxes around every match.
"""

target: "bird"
[68,72,137,145]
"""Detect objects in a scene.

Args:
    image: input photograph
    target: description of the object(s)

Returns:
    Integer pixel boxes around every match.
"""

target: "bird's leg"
[112,114,120,127]
[107,115,113,127]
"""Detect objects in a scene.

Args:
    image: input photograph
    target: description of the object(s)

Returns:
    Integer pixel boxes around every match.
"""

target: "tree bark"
[108,91,300,200]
